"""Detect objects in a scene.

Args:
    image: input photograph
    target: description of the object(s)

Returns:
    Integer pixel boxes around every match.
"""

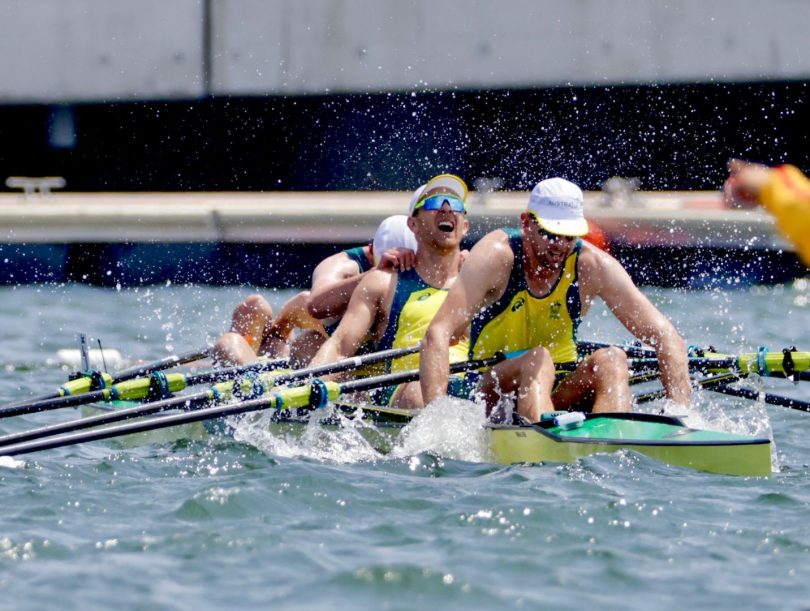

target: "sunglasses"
[536,223,576,243]
[413,194,467,214]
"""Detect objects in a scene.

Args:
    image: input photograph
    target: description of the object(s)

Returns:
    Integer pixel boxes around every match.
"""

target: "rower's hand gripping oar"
[0,353,505,457]
[0,345,421,448]
[1,346,214,413]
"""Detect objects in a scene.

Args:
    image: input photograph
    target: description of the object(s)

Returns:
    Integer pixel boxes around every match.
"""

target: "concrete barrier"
[0,190,802,288]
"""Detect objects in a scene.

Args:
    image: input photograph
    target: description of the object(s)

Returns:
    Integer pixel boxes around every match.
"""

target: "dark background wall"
[2,82,808,193]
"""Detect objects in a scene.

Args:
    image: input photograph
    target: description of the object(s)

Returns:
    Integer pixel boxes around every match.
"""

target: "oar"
[579,340,656,359]
[0,356,289,420]
[0,345,421,447]
[635,372,741,404]
[580,340,810,380]
[2,347,213,412]
[0,344,421,420]
[108,347,213,382]
[0,354,505,457]
[635,370,810,412]
[699,379,810,413]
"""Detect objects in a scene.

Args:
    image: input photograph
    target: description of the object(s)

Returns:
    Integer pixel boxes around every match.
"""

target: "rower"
[212,212,418,367]
[308,174,471,409]
[421,177,691,422]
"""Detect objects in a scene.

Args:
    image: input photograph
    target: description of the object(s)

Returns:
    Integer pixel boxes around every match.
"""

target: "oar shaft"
[181,357,289,386]
[339,354,503,394]
[634,373,741,404]
[0,395,249,457]
[1,392,61,411]
[0,390,214,448]
[0,389,107,419]
[579,340,655,359]
[0,357,288,420]
[183,346,416,387]
[112,348,211,382]
[703,382,810,412]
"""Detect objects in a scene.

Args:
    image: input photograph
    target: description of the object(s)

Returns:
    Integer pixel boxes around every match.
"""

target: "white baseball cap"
[372,215,418,265]
[527,177,589,237]
[408,174,468,216]
[408,184,426,216]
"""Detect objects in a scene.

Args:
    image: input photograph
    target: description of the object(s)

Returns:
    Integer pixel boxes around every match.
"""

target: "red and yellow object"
[760,164,810,266]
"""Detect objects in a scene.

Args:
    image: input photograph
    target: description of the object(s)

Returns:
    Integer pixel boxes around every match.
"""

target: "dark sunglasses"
[413,194,467,214]
[536,223,576,243]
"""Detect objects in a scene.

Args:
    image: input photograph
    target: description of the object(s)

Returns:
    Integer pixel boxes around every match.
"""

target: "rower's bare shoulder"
[456,230,513,306]
[314,249,364,283]
[358,267,397,295]
[579,241,619,271]
[468,229,515,268]
[578,242,629,289]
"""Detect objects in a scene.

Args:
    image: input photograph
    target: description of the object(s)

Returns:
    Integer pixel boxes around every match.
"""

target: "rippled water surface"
[2,281,810,610]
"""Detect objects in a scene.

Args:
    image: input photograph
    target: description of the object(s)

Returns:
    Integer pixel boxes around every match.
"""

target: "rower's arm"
[309,271,386,368]
[421,232,511,405]
[585,248,691,406]
[307,250,368,320]
[265,291,324,340]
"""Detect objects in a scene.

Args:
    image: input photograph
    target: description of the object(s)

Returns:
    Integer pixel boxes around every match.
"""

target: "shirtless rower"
[421,177,691,422]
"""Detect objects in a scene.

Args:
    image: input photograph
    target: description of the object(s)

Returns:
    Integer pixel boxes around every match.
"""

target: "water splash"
[0,456,25,469]
[228,406,386,464]
[390,397,492,463]
[228,397,493,466]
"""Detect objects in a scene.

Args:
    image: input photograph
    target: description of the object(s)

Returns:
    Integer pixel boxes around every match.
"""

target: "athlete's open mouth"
[438,220,455,232]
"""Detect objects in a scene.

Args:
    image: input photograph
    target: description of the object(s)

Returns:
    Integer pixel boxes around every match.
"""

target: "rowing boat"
[79,399,772,476]
[3,343,795,475]
[488,412,771,477]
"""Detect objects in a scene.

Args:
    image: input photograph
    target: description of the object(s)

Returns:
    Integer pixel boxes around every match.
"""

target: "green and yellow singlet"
[343,245,373,273]
[377,268,470,373]
[470,227,582,364]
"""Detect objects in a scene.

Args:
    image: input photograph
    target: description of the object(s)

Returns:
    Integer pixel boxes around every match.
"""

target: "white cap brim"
[535,216,589,237]
[407,184,427,216]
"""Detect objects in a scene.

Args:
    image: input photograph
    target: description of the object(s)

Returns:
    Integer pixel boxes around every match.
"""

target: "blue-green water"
[2,282,810,610]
